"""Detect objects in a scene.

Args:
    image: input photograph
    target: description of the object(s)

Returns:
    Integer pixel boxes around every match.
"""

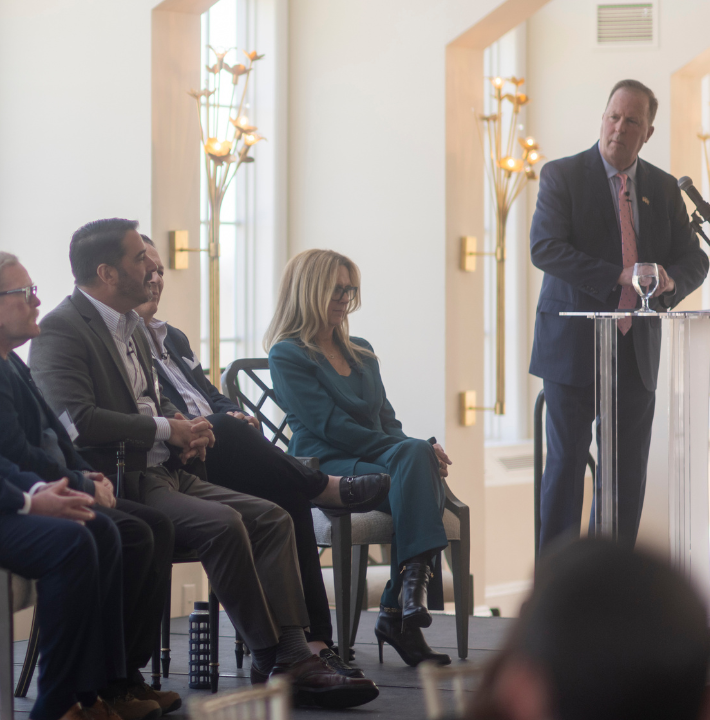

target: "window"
[200,0,264,369]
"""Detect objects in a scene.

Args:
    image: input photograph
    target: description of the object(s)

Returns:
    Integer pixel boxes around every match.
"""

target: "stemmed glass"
[632,262,659,313]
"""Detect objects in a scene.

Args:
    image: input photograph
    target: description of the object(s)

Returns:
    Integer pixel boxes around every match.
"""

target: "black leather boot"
[314,473,391,516]
[400,562,433,629]
[374,606,450,667]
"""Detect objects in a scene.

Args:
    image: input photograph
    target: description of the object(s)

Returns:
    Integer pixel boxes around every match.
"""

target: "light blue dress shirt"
[599,141,640,241]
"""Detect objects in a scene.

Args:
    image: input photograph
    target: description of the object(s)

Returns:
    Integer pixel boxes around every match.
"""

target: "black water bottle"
[188,601,211,689]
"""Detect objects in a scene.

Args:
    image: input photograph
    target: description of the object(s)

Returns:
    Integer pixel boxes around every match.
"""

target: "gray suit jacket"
[28,288,181,482]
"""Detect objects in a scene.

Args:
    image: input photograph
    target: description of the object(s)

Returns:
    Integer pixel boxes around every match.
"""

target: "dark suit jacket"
[529,143,709,391]
[268,337,407,476]
[0,455,42,514]
[28,288,182,481]
[0,352,95,494]
[148,324,239,417]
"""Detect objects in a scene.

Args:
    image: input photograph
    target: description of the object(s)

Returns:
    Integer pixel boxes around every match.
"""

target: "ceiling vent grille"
[596,3,655,45]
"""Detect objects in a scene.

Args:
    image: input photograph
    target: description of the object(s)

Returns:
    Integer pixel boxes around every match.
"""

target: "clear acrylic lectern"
[560,311,710,591]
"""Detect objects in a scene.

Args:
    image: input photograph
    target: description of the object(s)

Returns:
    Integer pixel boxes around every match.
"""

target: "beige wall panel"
[152,7,203,348]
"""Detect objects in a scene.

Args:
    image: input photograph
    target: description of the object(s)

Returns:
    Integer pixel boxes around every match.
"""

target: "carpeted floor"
[11,610,514,719]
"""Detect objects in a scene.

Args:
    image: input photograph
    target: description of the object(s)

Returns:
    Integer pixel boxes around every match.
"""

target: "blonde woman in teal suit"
[266,249,452,667]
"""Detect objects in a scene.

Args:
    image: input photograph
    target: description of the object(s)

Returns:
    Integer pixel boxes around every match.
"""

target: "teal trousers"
[353,438,448,608]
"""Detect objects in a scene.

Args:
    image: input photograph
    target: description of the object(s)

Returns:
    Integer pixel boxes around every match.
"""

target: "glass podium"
[560,311,710,592]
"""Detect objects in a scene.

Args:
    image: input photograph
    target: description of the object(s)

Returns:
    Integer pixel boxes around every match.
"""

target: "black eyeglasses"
[0,285,38,303]
[332,285,358,302]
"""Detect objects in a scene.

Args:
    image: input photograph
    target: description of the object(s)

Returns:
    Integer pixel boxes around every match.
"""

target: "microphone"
[678,176,710,223]
[127,341,136,356]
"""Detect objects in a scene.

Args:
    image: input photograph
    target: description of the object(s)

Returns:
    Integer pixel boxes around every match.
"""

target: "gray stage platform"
[11,610,514,719]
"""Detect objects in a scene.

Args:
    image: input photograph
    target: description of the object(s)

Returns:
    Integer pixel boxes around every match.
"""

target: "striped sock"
[275,626,313,666]
[251,645,277,674]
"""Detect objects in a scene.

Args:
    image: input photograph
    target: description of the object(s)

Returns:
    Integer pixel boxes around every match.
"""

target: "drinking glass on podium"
[632,262,659,312]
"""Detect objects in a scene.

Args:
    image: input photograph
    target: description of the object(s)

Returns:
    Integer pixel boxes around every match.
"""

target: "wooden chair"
[188,676,291,720]
[0,569,37,719]
[418,660,482,720]
[221,358,473,660]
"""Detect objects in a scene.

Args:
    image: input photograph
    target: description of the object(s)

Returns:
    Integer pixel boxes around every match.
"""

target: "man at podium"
[530,79,709,551]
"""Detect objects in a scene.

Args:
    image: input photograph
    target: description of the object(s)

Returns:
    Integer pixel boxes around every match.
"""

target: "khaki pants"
[139,465,309,649]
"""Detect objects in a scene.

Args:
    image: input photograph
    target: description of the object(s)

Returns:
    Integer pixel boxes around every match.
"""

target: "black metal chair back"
[221,358,291,450]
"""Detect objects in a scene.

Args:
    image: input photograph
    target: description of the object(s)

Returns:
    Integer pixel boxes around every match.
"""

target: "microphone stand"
[690,210,710,247]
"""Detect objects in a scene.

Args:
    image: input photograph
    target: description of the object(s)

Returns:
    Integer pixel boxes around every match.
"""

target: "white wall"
[286,0,537,444]
[0,0,155,323]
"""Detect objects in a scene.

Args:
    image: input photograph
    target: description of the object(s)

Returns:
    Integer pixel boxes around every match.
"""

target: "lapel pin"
[642,196,650,205]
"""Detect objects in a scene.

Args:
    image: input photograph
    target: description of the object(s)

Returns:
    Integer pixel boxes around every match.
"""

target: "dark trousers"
[0,511,123,720]
[204,413,333,644]
[98,499,174,682]
[139,464,310,650]
[352,438,448,609]
[541,328,655,552]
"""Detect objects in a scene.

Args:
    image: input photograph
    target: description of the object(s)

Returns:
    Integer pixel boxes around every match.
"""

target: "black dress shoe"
[250,662,270,685]
[374,606,451,667]
[401,562,433,629]
[315,473,391,516]
[271,655,379,708]
[319,648,365,678]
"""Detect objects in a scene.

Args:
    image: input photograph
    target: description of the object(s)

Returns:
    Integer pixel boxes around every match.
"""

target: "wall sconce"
[169,231,204,270]
[459,391,498,426]
[460,236,500,272]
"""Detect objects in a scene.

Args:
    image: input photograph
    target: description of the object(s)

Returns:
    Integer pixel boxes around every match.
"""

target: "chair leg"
[208,589,219,694]
[0,570,13,720]
[151,631,161,691]
[235,631,244,670]
[161,571,172,679]
[349,544,369,648]
[330,515,352,656]
[14,605,39,697]
[450,540,470,660]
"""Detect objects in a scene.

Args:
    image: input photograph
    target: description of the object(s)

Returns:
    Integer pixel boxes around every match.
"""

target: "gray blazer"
[28,288,181,481]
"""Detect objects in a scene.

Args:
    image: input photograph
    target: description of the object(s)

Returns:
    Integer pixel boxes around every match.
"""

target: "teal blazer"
[269,337,408,476]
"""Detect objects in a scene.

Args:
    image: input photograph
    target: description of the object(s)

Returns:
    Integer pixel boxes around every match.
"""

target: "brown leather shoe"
[59,703,90,720]
[100,693,162,720]
[82,697,122,719]
[271,654,379,708]
[129,681,182,714]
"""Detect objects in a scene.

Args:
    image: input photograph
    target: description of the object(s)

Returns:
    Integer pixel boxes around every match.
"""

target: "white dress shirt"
[141,318,213,419]
[80,290,171,467]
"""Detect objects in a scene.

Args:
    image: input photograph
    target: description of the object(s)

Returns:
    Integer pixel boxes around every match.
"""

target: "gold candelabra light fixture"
[188,46,266,386]
[475,75,543,416]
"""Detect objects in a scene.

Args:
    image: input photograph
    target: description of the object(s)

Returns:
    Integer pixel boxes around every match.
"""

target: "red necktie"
[616,172,638,335]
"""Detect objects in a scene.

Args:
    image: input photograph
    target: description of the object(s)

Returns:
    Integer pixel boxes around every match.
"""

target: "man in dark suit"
[0,454,125,720]
[0,252,178,718]
[29,218,380,707]
[530,79,709,550]
[133,236,389,675]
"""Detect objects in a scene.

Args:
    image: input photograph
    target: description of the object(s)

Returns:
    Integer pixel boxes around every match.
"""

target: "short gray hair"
[0,252,19,291]
[607,79,658,124]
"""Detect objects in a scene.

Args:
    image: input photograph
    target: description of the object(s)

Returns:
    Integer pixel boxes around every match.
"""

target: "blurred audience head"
[0,253,41,356]
[469,539,710,720]
[264,248,368,360]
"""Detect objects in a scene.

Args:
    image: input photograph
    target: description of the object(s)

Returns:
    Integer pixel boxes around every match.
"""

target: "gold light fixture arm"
[467,76,542,418]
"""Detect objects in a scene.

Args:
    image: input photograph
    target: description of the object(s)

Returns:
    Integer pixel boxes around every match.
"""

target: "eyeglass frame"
[0,285,38,303]
[331,285,358,302]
